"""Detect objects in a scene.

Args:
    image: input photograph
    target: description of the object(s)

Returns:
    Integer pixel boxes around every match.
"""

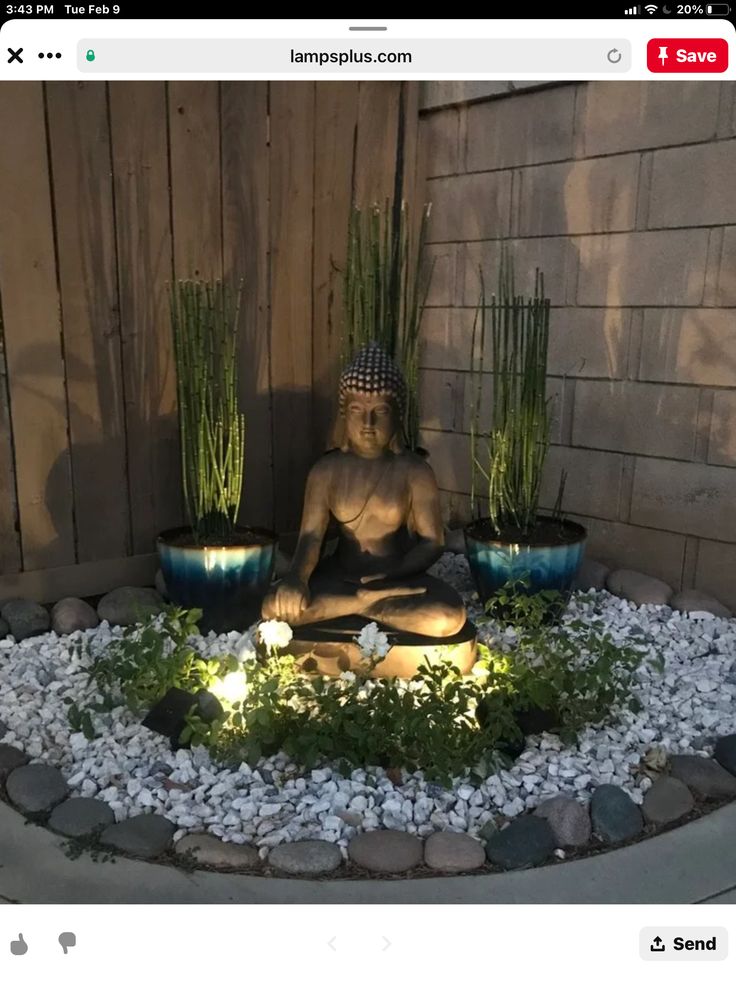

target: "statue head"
[334,343,406,457]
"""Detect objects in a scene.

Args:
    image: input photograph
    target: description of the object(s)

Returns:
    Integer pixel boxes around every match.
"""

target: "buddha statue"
[262,343,476,677]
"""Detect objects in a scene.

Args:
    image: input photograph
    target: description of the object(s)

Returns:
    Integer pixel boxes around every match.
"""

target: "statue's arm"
[287,460,332,586]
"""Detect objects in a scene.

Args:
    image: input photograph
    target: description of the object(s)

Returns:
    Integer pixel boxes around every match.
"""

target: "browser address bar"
[77,38,632,74]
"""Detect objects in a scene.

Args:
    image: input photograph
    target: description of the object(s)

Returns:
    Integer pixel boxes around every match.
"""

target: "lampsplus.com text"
[290,49,413,66]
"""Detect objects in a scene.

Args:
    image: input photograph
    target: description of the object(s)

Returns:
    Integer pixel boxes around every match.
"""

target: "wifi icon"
[645,3,658,10]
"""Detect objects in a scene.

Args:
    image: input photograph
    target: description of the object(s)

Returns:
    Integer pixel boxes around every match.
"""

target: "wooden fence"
[0,80,423,602]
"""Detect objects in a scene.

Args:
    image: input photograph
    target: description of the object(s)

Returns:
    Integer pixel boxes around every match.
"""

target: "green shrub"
[70,599,653,785]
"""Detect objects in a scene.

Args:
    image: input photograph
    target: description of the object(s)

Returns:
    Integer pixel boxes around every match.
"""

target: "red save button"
[647,38,728,73]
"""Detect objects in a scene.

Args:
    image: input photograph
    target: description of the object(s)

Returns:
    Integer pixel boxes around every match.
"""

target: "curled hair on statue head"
[331,342,407,454]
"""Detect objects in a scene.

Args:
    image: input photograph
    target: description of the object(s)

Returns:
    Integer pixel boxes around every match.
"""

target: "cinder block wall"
[417,80,736,608]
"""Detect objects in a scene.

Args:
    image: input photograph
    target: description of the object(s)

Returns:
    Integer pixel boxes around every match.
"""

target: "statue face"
[343,391,398,457]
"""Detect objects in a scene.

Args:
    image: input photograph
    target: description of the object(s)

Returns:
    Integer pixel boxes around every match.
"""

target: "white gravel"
[1,552,734,857]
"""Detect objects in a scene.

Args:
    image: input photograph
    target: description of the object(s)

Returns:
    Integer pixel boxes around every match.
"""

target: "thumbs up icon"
[10,933,28,955]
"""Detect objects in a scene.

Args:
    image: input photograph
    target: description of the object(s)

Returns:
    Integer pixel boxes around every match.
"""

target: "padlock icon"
[86,49,95,62]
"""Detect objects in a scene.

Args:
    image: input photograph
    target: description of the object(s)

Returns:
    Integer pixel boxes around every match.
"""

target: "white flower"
[234,626,258,663]
[339,671,357,683]
[354,621,390,660]
[258,619,293,651]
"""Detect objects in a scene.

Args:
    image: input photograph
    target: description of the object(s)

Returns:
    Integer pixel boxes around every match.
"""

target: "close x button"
[639,926,728,961]
[647,38,728,73]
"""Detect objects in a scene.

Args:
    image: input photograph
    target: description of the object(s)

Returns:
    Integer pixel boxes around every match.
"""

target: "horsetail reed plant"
[343,199,433,452]
[469,250,554,537]
[169,279,245,544]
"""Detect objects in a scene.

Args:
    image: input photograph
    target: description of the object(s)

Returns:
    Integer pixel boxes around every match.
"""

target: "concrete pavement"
[1,800,735,904]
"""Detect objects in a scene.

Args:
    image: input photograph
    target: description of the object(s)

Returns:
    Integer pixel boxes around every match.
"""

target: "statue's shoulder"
[310,449,341,479]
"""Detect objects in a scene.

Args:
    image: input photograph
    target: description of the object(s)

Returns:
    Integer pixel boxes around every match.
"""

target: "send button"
[640,927,728,961]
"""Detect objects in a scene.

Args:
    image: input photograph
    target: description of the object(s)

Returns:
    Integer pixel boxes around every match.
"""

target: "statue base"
[285,616,477,679]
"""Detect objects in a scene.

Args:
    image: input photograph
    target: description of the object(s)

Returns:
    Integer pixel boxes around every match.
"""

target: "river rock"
[641,776,694,825]
[100,814,175,857]
[535,795,592,847]
[714,735,736,777]
[0,744,30,783]
[485,815,556,870]
[670,589,732,618]
[175,834,260,869]
[6,764,68,815]
[48,797,115,838]
[51,597,99,634]
[606,570,673,607]
[669,755,736,799]
[97,587,165,626]
[154,569,168,600]
[268,841,342,875]
[574,559,610,592]
[348,830,423,872]
[424,831,485,871]
[0,599,50,640]
[590,784,643,843]
[444,527,467,555]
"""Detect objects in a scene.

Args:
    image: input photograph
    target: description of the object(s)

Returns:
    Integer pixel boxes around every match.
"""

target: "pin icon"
[10,933,28,955]
[58,932,76,954]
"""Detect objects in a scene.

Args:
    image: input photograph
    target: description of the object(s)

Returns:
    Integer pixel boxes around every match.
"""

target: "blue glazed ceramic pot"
[157,526,277,633]
[464,516,586,606]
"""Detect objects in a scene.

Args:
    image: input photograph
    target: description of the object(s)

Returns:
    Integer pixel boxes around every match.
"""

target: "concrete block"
[572,380,700,459]
[649,141,736,228]
[639,309,736,388]
[539,446,624,522]
[420,429,472,495]
[466,85,576,172]
[709,391,736,466]
[422,109,460,176]
[419,370,563,440]
[426,171,513,242]
[518,156,639,237]
[419,308,478,372]
[576,229,709,307]
[420,81,521,111]
[581,81,720,157]
[424,244,459,306]
[419,370,471,433]
[548,308,630,379]
[695,539,736,612]
[713,226,736,307]
[631,458,736,543]
[438,489,474,528]
[563,513,686,589]
[462,237,578,306]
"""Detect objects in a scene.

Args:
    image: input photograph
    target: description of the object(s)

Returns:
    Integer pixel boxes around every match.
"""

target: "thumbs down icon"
[58,932,76,954]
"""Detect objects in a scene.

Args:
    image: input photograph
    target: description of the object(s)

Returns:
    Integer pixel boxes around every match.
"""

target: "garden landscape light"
[142,687,224,749]
[208,670,248,706]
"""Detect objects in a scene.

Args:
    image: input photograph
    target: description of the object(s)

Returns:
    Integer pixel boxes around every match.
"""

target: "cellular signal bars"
[624,5,641,12]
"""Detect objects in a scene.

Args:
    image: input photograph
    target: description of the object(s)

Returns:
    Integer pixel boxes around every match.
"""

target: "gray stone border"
[2,796,736,903]
[2,737,735,879]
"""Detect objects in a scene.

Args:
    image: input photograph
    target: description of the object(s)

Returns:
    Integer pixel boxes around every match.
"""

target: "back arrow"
[327,937,337,952]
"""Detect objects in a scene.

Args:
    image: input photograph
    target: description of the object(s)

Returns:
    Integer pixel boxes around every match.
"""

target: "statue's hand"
[359,572,387,584]
[357,583,427,604]
[269,577,310,623]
